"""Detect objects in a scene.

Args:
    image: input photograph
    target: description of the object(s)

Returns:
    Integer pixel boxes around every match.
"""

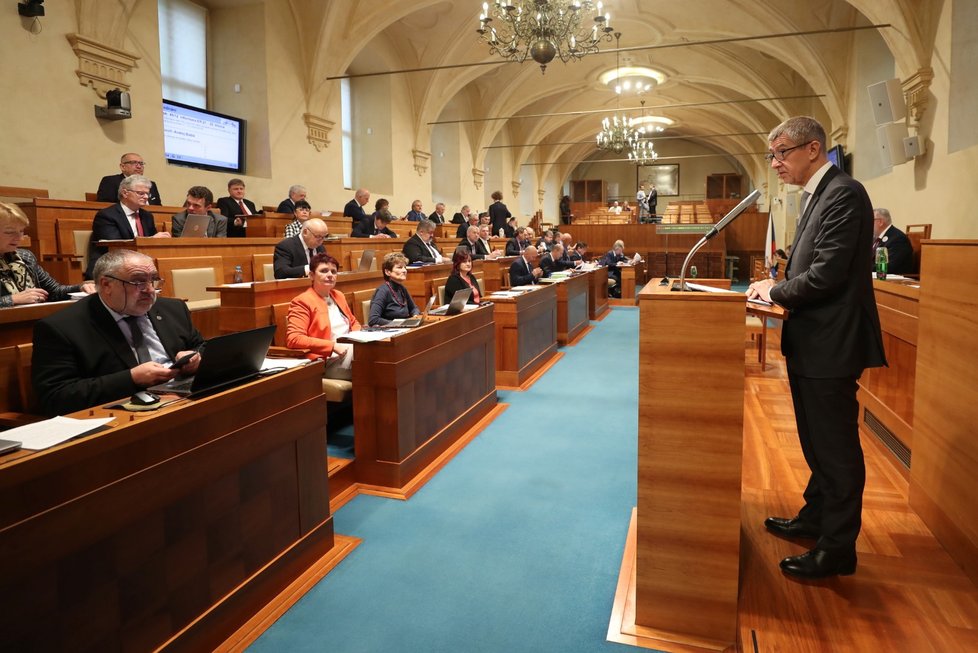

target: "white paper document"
[686,282,739,294]
[5,416,116,451]
[489,291,522,298]
[262,357,309,370]
[509,285,539,291]
[339,329,409,343]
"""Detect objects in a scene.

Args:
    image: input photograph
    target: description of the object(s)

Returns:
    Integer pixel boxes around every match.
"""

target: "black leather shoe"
[764,516,820,540]
[780,547,857,579]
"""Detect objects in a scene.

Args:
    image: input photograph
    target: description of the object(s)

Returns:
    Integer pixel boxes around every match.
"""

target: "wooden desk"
[403,262,453,306]
[0,300,72,347]
[102,237,280,283]
[587,267,610,319]
[546,273,589,345]
[352,307,497,493]
[482,256,517,292]
[490,285,558,386]
[326,237,407,271]
[0,364,335,652]
[209,271,384,333]
[619,261,647,303]
[857,278,919,457]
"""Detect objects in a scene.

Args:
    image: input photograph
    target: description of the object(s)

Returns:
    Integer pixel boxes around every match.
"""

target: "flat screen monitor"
[827,144,846,173]
[162,99,245,173]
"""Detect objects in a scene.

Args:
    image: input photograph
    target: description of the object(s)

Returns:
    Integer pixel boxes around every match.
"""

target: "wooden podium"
[610,279,746,651]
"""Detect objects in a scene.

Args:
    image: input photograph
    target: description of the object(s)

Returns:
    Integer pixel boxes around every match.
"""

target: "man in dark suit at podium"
[749,116,886,579]
[872,208,913,274]
[216,178,259,238]
[95,152,162,205]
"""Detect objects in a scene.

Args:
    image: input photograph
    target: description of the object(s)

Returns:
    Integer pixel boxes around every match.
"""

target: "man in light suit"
[509,245,543,286]
[171,186,228,238]
[86,175,171,279]
[216,178,259,238]
[274,218,328,279]
[402,219,443,264]
[95,152,162,205]
[749,116,886,579]
[872,208,913,274]
[32,250,203,416]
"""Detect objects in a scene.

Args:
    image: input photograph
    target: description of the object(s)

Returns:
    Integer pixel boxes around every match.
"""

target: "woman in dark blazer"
[488,190,512,236]
[0,203,94,307]
[368,252,420,326]
[443,249,482,305]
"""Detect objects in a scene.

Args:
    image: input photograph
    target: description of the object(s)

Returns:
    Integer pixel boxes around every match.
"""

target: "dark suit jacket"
[277,198,296,214]
[274,235,324,279]
[351,215,397,238]
[86,203,158,279]
[32,295,203,416]
[475,239,493,259]
[171,210,228,238]
[456,223,474,239]
[403,234,440,264]
[216,196,259,238]
[428,212,446,224]
[96,174,162,205]
[451,212,466,224]
[489,201,511,236]
[509,257,536,286]
[540,252,572,277]
[769,166,886,378]
[444,272,481,304]
[344,198,367,223]
[458,238,484,260]
[879,225,913,274]
[505,238,527,256]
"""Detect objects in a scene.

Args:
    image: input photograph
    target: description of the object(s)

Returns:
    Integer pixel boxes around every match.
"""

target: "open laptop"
[357,249,376,272]
[179,213,212,237]
[149,325,276,397]
[387,295,437,328]
[429,288,472,316]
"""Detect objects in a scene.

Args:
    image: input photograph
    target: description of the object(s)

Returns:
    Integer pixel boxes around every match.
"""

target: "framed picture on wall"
[639,164,679,196]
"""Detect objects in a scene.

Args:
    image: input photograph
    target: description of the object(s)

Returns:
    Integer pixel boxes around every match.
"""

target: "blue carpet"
[249,309,654,652]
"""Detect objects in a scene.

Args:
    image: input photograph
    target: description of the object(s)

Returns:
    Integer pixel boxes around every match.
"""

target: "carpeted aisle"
[249,308,649,652]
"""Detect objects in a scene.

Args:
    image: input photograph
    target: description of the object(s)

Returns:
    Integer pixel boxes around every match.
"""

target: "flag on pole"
[765,212,778,279]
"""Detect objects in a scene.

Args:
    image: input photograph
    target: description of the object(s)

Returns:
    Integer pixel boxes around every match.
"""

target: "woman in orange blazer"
[286,253,361,379]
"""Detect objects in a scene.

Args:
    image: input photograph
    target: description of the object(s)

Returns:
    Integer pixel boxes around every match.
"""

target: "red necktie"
[133,212,144,237]
[238,200,249,215]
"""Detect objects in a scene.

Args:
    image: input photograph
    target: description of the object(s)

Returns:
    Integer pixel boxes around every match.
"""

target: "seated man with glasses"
[86,174,172,279]
[95,152,163,205]
[32,249,204,417]
[274,217,329,279]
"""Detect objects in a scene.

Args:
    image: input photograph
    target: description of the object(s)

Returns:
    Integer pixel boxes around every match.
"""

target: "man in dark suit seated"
[402,219,444,264]
[539,243,573,277]
[344,188,370,224]
[352,209,397,238]
[215,178,259,238]
[600,240,627,298]
[274,218,328,279]
[451,205,470,224]
[429,202,447,224]
[32,249,203,417]
[536,229,555,253]
[568,241,588,262]
[509,246,543,286]
[458,225,486,260]
[749,116,886,580]
[95,153,162,205]
[475,225,502,260]
[506,226,531,256]
[872,208,913,274]
[456,212,479,239]
[405,199,426,222]
[171,186,228,238]
[276,184,307,214]
[87,175,171,279]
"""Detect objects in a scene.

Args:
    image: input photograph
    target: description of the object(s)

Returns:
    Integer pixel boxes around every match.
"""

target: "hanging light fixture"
[596,32,638,154]
[477,1,615,74]
[627,100,659,164]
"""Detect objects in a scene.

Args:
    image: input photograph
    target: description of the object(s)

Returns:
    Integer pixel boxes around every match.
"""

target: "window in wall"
[341,77,353,189]
[159,0,208,108]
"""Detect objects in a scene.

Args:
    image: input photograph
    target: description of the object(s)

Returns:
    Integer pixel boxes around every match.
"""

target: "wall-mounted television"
[162,99,245,173]
[826,144,847,174]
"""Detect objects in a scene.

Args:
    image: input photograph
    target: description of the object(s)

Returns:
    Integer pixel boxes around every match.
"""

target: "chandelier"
[627,100,659,164]
[596,113,638,154]
[477,1,615,73]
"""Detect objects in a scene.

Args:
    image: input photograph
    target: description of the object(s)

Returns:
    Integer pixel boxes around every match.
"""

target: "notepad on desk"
[4,416,116,451]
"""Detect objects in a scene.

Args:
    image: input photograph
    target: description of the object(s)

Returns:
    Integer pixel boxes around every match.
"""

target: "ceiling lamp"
[595,32,638,154]
[631,115,674,133]
[599,67,666,96]
[627,100,659,164]
[477,1,615,74]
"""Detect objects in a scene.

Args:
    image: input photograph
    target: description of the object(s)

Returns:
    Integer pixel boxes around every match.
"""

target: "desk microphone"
[676,189,761,291]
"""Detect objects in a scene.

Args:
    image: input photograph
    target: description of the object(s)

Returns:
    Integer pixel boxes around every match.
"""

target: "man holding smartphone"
[32,250,204,416]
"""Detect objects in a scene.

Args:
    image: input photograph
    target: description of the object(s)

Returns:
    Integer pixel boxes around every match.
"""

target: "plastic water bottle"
[875,247,888,280]
[499,228,505,238]
[233,265,244,284]
[689,265,698,278]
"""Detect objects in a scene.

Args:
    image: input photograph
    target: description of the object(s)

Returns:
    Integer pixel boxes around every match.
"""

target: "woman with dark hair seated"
[368,252,420,326]
[0,202,95,307]
[286,253,361,379]
[443,248,482,305]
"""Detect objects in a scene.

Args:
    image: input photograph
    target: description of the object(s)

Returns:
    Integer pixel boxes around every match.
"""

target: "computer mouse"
[131,390,161,406]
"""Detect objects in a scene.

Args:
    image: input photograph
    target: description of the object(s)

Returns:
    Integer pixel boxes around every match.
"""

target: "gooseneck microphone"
[676,189,762,291]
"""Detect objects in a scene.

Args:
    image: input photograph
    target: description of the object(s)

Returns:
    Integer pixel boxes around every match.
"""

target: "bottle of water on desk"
[233,265,244,284]
[875,247,888,281]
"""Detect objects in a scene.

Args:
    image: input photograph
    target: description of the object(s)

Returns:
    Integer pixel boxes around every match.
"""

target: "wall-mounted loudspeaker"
[903,135,925,158]
[876,122,910,167]
[868,78,906,126]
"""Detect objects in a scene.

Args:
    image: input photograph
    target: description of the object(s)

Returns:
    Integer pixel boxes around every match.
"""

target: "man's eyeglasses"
[125,189,151,197]
[122,160,146,166]
[105,275,164,291]
[764,141,814,162]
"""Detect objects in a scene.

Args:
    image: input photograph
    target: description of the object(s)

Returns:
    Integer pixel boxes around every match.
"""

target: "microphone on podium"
[674,189,762,291]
